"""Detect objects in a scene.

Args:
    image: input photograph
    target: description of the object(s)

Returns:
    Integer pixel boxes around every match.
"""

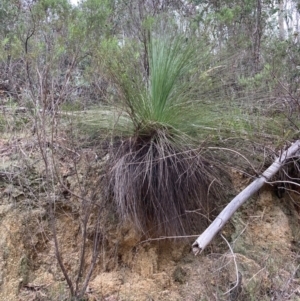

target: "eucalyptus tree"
[0,0,23,96]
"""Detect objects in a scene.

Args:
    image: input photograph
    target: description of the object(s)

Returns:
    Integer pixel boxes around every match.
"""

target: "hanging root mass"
[105,134,227,237]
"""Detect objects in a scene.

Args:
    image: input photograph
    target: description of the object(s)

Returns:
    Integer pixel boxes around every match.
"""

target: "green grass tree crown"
[116,34,211,143]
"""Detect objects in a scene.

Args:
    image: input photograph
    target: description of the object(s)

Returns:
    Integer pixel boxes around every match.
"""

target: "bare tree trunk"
[192,140,300,255]
[278,0,286,40]
[253,0,262,73]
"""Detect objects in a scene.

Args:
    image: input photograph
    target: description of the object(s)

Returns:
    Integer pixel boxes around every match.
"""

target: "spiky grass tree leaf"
[77,107,134,137]
[133,35,205,139]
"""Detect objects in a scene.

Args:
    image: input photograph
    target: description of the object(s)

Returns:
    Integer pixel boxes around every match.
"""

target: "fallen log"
[192,140,300,255]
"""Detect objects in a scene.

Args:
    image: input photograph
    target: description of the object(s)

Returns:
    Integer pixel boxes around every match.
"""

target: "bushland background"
[1,0,300,300]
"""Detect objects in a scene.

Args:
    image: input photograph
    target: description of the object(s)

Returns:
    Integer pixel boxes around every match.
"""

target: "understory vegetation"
[1,0,300,300]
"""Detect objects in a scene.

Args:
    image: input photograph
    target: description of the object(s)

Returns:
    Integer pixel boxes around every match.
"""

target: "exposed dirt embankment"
[0,137,300,300]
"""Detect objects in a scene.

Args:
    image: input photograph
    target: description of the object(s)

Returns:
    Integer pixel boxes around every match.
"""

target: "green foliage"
[77,0,112,43]
[216,7,236,24]
[89,34,234,144]
[127,34,200,140]
[146,36,195,124]
[0,114,6,132]
[142,16,156,31]
[238,64,273,89]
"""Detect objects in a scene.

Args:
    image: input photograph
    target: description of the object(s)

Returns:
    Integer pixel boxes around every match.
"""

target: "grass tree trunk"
[192,140,300,255]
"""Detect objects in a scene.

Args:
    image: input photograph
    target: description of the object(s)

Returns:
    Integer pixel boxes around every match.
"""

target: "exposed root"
[104,131,228,237]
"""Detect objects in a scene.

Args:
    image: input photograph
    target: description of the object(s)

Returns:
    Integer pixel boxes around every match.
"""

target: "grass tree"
[84,33,231,236]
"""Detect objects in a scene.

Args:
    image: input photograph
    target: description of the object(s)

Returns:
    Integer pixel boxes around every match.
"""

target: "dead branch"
[192,140,300,255]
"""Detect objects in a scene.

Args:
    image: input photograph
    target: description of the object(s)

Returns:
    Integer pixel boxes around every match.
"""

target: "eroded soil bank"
[1,137,300,301]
